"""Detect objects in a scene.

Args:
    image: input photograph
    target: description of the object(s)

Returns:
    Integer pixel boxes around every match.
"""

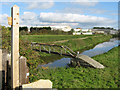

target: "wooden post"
[0,25,2,89]
[11,5,20,89]
[0,49,2,90]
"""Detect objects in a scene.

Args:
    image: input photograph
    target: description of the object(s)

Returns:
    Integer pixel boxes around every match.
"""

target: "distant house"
[73,28,82,35]
[92,30,105,34]
[82,29,92,35]
[50,26,72,32]
[92,29,118,35]
[73,28,93,35]
[73,32,82,35]
[110,30,118,35]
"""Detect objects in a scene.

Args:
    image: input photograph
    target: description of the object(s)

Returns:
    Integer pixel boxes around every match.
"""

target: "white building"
[73,32,82,35]
[82,29,92,32]
[73,28,93,35]
[82,29,92,35]
[110,30,118,35]
[50,26,72,32]
[74,28,82,32]
[73,28,82,35]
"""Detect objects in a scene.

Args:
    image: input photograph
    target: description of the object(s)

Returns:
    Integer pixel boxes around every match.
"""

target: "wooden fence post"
[11,5,20,89]
[0,24,2,89]
[0,49,2,90]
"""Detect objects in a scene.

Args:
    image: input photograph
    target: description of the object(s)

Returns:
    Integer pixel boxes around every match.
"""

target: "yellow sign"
[7,17,12,25]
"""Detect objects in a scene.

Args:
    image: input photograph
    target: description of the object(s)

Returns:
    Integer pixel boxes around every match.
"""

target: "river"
[38,38,120,68]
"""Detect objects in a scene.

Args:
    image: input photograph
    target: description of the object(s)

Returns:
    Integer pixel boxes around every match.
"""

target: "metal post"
[49,46,51,53]
[40,45,41,52]
[53,48,55,52]
[11,5,20,89]
[60,50,62,56]
[31,43,33,50]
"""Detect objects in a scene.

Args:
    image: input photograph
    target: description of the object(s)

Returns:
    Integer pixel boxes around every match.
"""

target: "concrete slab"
[22,79,52,89]
[76,54,105,68]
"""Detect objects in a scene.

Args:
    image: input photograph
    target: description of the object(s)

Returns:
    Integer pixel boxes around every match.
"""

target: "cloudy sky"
[0,0,119,29]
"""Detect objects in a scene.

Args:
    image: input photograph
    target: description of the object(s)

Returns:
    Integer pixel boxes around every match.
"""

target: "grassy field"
[29,46,119,88]
[21,34,94,43]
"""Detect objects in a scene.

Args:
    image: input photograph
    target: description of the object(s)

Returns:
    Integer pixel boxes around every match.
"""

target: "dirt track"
[53,37,88,43]
[53,36,99,44]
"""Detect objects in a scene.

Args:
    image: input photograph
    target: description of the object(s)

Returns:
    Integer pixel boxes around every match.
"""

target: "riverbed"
[38,38,120,68]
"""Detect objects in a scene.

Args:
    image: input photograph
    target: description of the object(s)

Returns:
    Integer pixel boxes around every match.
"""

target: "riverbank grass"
[29,46,119,88]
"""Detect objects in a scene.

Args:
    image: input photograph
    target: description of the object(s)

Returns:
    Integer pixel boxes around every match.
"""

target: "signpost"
[0,16,2,90]
[0,49,2,90]
[11,5,20,89]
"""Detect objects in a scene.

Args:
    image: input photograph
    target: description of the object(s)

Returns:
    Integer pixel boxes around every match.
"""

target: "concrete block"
[22,79,52,89]
[76,54,105,68]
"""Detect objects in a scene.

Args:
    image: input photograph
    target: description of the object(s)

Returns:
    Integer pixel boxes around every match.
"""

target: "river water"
[38,38,120,68]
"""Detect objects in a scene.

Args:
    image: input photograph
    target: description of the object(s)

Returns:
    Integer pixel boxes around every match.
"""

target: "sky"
[0,0,119,29]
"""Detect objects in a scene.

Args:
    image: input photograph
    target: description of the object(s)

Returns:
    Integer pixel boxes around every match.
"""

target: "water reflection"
[81,38,120,57]
[38,58,71,68]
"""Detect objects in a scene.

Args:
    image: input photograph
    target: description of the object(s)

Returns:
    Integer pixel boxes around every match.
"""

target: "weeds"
[29,46,119,88]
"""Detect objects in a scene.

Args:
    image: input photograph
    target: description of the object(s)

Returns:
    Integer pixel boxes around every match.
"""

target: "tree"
[68,29,74,35]
[93,27,114,30]
[19,26,28,32]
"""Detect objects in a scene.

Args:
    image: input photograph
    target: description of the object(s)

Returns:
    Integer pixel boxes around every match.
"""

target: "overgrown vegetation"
[2,26,118,88]
[29,46,119,88]
[2,26,11,51]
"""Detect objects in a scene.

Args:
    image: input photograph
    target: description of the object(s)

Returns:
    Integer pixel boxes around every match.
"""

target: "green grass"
[29,46,119,88]
[21,34,100,43]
